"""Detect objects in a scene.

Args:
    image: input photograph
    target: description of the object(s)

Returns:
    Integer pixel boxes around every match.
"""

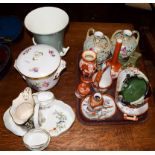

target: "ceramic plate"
[81,94,116,120]
[37,100,75,137]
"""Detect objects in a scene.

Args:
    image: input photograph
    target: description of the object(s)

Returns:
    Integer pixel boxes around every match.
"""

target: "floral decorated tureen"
[14,44,66,91]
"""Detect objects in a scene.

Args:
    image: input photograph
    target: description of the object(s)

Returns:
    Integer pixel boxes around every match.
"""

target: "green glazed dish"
[120,76,148,103]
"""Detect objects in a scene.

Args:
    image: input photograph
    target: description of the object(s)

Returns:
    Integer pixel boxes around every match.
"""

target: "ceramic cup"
[24,7,70,56]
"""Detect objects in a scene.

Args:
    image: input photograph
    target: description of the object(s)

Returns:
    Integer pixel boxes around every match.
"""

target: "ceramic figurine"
[108,39,122,79]
[83,28,111,70]
[75,82,91,99]
[79,50,97,83]
[33,91,75,137]
[115,67,151,121]
[92,65,112,93]
[14,44,66,91]
[111,29,140,64]
[81,94,116,120]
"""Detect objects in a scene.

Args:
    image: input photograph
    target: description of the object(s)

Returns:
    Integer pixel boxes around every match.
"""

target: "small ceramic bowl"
[23,128,50,151]
[0,44,12,79]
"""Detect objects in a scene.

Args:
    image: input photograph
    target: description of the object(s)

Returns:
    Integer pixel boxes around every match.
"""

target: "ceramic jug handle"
[33,103,40,128]
[86,28,95,39]
[111,30,122,41]
[104,35,111,49]
[132,30,140,45]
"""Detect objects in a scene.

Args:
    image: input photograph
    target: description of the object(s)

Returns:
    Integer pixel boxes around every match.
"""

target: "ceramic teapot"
[83,28,111,69]
[111,29,140,64]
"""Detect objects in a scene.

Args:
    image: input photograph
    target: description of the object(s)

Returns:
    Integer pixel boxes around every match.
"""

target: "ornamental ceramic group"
[2,6,152,151]
[76,27,151,122]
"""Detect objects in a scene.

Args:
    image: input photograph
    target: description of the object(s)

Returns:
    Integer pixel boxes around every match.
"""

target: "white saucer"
[35,99,75,137]
[81,94,116,120]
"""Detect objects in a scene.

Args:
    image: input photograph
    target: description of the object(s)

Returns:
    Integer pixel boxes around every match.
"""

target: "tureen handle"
[132,30,140,46]
[86,28,95,39]
[111,30,122,41]
[14,60,26,80]
[54,59,66,79]
[60,46,70,57]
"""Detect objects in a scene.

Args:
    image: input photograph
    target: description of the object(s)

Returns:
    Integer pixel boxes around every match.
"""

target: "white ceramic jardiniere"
[14,44,66,91]
[24,7,69,56]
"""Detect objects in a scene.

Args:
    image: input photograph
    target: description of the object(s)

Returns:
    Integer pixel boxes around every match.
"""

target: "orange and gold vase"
[79,50,97,83]
[108,39,122,79]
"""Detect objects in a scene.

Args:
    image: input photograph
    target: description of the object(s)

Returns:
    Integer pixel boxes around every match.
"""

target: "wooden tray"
[76,52,148,125]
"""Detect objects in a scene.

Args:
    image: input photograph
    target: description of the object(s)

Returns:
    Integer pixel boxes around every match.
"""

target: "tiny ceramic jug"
[92,65,112,93]
[33,91,55,128]
[111,29,140,64]
[75,82,91,99]
[83,28,111,70]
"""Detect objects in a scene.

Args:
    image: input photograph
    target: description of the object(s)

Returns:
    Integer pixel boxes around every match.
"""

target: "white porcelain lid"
[16,44,60,78]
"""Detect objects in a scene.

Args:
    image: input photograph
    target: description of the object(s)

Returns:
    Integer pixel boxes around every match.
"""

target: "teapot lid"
[15,44,60,78]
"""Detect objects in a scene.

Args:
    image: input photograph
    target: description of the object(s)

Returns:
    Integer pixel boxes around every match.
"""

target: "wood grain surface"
[0,22,155,151]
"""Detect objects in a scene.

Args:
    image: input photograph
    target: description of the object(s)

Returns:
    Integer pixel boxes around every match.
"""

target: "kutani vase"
[79,50,97,83]
[108,39,122,79]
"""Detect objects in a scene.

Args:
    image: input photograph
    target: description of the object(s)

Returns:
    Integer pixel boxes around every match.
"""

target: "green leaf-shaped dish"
[120,76,148,103]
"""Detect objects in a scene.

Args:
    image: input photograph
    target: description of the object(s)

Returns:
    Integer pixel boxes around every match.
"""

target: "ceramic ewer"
[83,28,111,70]
[92,65,112,93]
[24,6,70,56]
[32,91,75,137]
[115,67,151,121]
[3,87,34,136]
[14,44,66,91]
[111,29,140,64]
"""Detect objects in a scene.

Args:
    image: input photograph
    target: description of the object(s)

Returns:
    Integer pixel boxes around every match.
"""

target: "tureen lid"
[15,44,60,78]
